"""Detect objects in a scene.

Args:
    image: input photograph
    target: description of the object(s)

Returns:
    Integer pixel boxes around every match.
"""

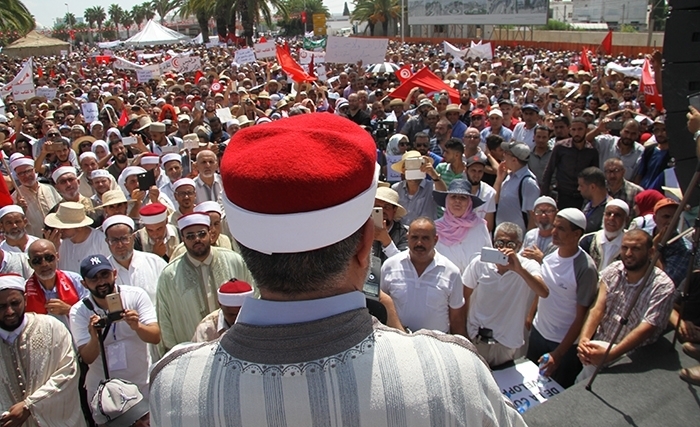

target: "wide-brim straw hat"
[44,202,93,229]
[375,187,407,219]
[100,189,132,207]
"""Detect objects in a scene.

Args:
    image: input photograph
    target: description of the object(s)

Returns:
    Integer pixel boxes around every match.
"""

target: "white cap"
[90,121,103,131]
[488,109,503,118]
[102,214,135,232]
[161,153,181,165]
[556,208,587,231]
[0,205,24,219]
[0,274,25,292]
[217,280,254,307]
[194,201,222,216]
[52,166,77,183]
[606,199,630,216]
[90,169,111,180]
[172,178,196,192]
[177,212,210,230]
[118,166,147,187]
[79,152,98,163]
[534,196,557,209]
[140,154,160,165]
[10,157,34,171]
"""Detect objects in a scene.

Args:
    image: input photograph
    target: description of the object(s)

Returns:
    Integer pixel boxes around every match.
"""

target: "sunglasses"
[30,254,56,266]
[184,230,209,241]
[47,133,60,137]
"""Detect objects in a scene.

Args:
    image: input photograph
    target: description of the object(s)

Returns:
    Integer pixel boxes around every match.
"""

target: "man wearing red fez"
[150,113,525,426]
[191,279,253,342]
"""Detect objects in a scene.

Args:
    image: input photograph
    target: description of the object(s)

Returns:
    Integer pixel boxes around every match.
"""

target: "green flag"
[303,37,326,51]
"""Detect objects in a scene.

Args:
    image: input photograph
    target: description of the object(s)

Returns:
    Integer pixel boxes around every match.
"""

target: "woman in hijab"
[629,189,664,235]
[433,179,492,272]
[385,134,409,184]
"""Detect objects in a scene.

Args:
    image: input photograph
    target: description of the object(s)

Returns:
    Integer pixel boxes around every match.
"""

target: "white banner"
[234,48,257,65]
[316,65,327,82]
[324,37,388,64]
[160,55,201,74]
[137,69,155,83]
[113,57,144,70]
[443,41,468,59]
[408,0,547,25]
[0,58,35,101]
[36,87,57,100]
[298,49,326,65]
[81,102,99,123]
[605,62,642,79]
[468,42,493,60]
[254,42,276,59]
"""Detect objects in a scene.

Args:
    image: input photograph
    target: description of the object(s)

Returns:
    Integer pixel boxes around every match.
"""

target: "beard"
[187,240,211,258]
[112,248,134,263]
[35,269,57,282]
[116,153,128,163]
[0,312,24,332]
[4,228,25,240]
[537,222,553,231]
[89,281,115,299]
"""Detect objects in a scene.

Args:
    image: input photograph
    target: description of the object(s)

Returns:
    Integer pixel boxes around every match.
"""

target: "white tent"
[191,33,221,44]
[124,20,189,47]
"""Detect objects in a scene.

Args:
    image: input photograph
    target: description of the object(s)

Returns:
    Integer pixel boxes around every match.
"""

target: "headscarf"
[634,189,664,216]
[435,197,484,246]
[106,127,122,142]
[387,134,408,156]
[91,139,108,154]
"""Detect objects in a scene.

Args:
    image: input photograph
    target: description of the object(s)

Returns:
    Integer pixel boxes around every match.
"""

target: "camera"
[373,120,396,150]
[94,293,125,328]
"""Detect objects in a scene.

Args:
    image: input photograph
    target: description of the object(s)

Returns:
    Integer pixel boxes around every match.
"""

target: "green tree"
[0,0,35,35]
[74,22,89,43]
[143,2,156,21]
[650,0,667,31]
[95,6,107,40]
[343,1,350,16]
[101,19,117,40]
[51,22,70,41]
[63,12,77,27]
[179,0,214,43]
[352,0,400,36]
[151,0,182,24]
[277,0,328,36]
[84,7,98,43]
[109,4,124,39]
[132,5,147,29]
[238,0,287,44]
[122,11,134,37]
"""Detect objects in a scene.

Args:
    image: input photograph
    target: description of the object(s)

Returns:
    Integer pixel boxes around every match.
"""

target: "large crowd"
[0,38,699,426]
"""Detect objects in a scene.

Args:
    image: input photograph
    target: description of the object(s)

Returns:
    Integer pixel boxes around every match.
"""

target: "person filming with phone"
[69,254,160,405]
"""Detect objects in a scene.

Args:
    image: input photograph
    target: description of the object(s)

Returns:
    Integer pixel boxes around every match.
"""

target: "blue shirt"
[450,120,467,139]
[237,291,366,326]
[480,126,513,146]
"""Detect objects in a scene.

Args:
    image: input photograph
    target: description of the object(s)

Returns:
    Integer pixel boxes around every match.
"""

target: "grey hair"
[237,227,364,295]
[494,222,523,243]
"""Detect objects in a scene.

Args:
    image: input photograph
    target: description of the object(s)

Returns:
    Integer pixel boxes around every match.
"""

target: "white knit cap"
[102,214,135,232]
[140,154,160,165]
[10,157,33,171]
[52,166,77,183]
[90,169,111,180]
[194,201,222,216]
[177,212,210,230]
[0,205,24,219]
[606,199,630,216]
[534,196,557,209]
[0,274,25,292]
[79,152,98,163]
[172,178,196,192]
[161,153,181,165]
[556,208,587,231]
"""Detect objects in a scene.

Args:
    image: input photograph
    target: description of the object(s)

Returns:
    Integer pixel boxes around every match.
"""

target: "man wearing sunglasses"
[24,239,88,327]
[462,222,548,368]
[155,212,254,356]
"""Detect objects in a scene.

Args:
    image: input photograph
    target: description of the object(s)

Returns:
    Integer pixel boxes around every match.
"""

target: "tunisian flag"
[600,30,613,55]
[276,45,316,83]
[389,67,460,104]
[580,47,592,72]
[640,58,663,110]
[395,65,413,83]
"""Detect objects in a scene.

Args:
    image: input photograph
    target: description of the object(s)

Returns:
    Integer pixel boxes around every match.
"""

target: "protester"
[191,279,254,342]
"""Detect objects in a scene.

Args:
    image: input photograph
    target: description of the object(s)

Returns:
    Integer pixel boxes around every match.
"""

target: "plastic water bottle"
[537,353,550,389]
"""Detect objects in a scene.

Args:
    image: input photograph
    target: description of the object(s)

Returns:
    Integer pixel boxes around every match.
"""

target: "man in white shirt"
[69,254,160,401]
[381,217,466,334]
[102,215,166,304]
[463,222,548,367]
[579,199,629,272]
[0,205,38,253]
[465,152,496,231]
[44,202,110,274]
[158,153,184,211]
[193,150,223,204]
[511,104,540,149]
[521,196,558,264]
[527,208,599,388]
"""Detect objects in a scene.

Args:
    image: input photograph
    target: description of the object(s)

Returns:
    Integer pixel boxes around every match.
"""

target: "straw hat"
[375,187,407,219]
[72,135,96,154]
[44,202,93,229]
[391,150,422,174]
[100,189,131,207]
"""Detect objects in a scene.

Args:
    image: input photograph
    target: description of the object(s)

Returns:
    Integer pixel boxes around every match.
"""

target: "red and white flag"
[395,65,413,83]
[640,58,663,110]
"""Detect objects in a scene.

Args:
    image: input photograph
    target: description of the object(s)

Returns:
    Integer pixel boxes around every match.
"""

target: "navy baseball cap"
[522,103,540,113]
[80,254,113,279]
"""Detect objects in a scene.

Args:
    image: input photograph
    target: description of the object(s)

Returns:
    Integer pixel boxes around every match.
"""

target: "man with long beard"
[69,254,160,402]
[24,239,88,327]
[0,205,38,253]
[0,274,86,427]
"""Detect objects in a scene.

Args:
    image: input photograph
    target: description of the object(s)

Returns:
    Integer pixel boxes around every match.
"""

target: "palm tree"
[122,11,134,37]
[142,2,156,21]
[277,0,327,37]
[238,0,287,44]
[63,12,77,27]
[108,4,124,37]
[179,0,213,42]
[351,0,400,36]
[94,6,106,40]
[101,19,117,40]
[0,0,35,35]
[132,5,146,30]
[84,6,98,43]
[151,0,181,25]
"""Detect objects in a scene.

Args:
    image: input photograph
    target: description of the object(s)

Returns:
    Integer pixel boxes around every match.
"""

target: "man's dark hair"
[578,166,606,188]
[533,125,550,135]
[553,115,570,127]
[414,131,429,140]
[445,138,464,153]
[625,229,653,249]
[108,139,122,153]
[237,227,364,295]
[571,117,588,127]
[485,134,504,151]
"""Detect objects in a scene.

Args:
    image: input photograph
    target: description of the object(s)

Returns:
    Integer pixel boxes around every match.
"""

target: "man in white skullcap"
[527,207,599,388]
[158,153,184,210]
[53,166,96,217]
[10,156,61,237]
[155,212,254,356]
[168,178,197,226]
[0,205,38,253]
[579,199,630,272]
[191,279,253,342]
[0,273,87,427]
[89,169,116,207]
[78,151,117,199]
[521,196,558,264]
[169,200,235,259]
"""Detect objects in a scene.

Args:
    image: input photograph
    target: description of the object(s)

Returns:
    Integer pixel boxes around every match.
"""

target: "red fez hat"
[139,203,168,225]
[220,113,378,254]
[217,279,254,307]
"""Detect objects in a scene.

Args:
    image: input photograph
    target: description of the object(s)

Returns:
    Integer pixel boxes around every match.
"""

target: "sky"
[29,0,350,29]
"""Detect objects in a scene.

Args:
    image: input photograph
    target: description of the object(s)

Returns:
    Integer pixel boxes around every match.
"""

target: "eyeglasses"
[107,235,132,245]
[176,191,196,198]
[494,240,518,249]
[604,168,623,174]
[16,168,35,177]
[29,254,56,266]
[534,209,557,216]
[464,135,480,139]
[184,230,209,241]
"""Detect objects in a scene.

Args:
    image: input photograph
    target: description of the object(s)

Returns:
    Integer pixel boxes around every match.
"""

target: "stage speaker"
[663,3,700,205]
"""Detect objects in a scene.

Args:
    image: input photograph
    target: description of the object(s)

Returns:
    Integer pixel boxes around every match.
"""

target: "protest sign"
[298,49,326,65]
[443,41,468,59]
[315,65,327,82]
[303,37,326,51]
[60,50,68,56]
[36,87,57,100]
[325,37,388,64]
[0,58,35,101]
[216,108,233,123]
[81,102,99,123]
[492,360,564,414]
[234,48,256,65]
[386,154,403,183]
[113,57,144,71]
[253,42,276,59]
[137,69,155,83]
